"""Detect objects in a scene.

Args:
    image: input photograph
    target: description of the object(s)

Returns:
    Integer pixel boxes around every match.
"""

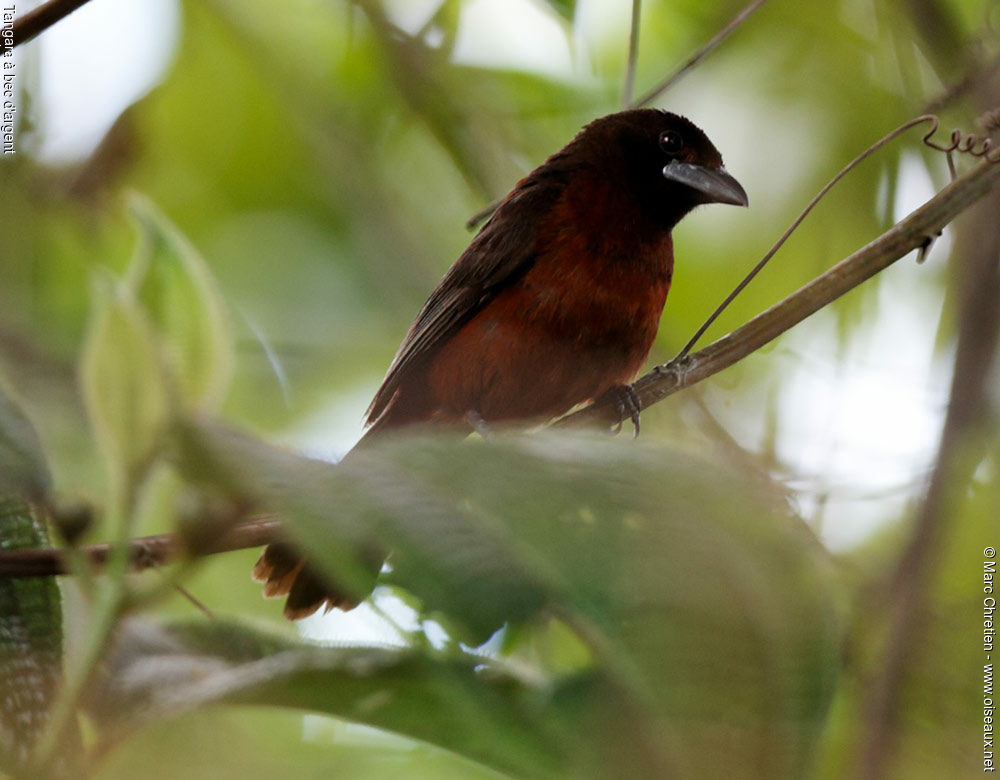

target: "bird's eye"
[659,130,683,156]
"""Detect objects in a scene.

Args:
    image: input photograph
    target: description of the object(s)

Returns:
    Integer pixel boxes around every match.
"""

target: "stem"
[30,476,140,773]
[634,0,769,108]
[622,0,641,109]
[675,115,939,362]
[854,4,1000,769]
[3,0,96,53]
[31,578,124,771]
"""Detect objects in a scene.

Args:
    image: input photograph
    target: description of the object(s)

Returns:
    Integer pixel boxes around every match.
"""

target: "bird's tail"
[253,402,461,620]
[252,541,368,620]
[253,433,383,621]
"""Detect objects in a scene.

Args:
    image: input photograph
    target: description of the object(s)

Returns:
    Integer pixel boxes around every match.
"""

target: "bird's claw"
[917,230,942,264]
[605,384,642,438]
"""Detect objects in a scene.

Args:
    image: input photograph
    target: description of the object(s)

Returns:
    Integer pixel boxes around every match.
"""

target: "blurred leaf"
[172,420,841,777]
[0,383,51,501]
[539,0,577,22]
[94,704,500,780]
[359,432,842,778]
[0,498,65,773]
[80,274,170,486]
[90,619,569,779]
[2,0,990,775]
[171,420,551,636]
[125,195,234,413]
[821,438,1000,779]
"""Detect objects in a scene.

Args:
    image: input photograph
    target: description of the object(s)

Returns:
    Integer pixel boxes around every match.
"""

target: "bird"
[253,108,748,619]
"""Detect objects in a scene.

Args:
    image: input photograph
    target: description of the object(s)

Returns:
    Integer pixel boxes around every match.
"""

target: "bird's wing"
[365,166,570,425]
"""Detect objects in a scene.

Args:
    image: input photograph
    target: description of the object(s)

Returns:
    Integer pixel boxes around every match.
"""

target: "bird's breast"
[525,223,673,349]
[426,201,674,422]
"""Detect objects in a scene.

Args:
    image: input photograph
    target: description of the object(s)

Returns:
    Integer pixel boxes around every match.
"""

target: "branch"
[621,0,642,109]
[2,0,96,53]
[1,155,998,580]
[675,115,944,363]
[3,158,997,581]
[924,52,1000,113]
[0,515,280,578]
[634,0,769,108]
[558,157,1000,430]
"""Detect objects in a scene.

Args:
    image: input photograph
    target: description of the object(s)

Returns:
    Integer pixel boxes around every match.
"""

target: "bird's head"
[574,109,748,230]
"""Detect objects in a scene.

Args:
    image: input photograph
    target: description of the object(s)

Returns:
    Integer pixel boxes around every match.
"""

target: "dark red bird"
[254,109,747,618]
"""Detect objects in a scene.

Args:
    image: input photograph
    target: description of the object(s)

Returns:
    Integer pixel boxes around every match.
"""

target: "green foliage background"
[0,0,997,777]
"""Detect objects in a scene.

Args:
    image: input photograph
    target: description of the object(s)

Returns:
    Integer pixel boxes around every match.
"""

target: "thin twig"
[675,115,940,361]
[2,0,95,53]
[0,515,280,579]
[634,0,769,108]
[467,0,767,231]
[557,156,1000,430]
[923,51,1000,113]
[622,0,642,109]
[171,583,216,619]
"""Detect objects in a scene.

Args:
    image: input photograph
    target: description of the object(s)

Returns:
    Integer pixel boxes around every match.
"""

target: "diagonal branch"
[2,0,96,53]
[558,157,1000,430]
[0,158,998,581]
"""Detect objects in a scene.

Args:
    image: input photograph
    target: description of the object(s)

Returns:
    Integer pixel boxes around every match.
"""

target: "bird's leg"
[599,384,642,438]
[465,409,494,441]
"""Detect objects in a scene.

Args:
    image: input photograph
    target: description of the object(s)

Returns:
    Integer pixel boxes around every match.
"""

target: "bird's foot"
[601,384,642,438]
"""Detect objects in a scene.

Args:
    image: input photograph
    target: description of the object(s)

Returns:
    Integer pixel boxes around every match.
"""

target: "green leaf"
[125,194,234,412]
[539,0,576,22]
[89,619,570,779]
[80,274,171,486]
[0,498,65,773]
[172,420,547,635]
[353,432,841,778]
[173,421,841,777]
[0,384,51,501]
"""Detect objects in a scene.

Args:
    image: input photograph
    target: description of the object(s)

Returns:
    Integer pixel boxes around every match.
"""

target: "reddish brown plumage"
[423,226,673,425]
[255,108,747,619]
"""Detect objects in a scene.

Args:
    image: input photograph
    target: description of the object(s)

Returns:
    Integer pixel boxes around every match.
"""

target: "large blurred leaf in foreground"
[0,498,64,774]
[90,619,564,779]
[0,384,52,501]
[171,422,842,778]
[0,386,63,772]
